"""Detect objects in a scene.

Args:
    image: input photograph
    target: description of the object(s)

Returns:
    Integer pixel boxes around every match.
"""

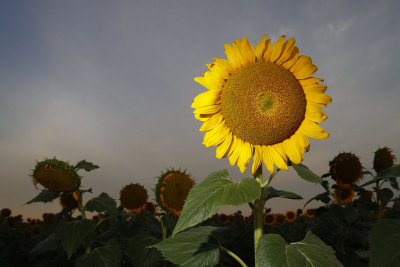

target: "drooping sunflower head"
[155,169,195,216]
[192,34,331,174]
[329,152,364,185]
[285,210,297,223]
[275,213,286,225]
[59,191,80,210]
[334,184,354,204]
[373,147,396,174]
[120,183,148,214]
[31,158,80,193]
[304,208,316,219]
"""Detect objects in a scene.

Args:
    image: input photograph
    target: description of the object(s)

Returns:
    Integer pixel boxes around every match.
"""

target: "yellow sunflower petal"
[271,144,289,170]
[203,121,230,147]
[305,104,328,122]
[199,113,224,132]
[235,37,255,65]
[282,138,303,164]
[194,113,213,121]
[193,104,220,115]
[293,63,318,79]
[262,39,273,62]
[191,90,220,109]
[224,43,243,70]
[302,83,327,94]
[237,141,253,173]
[255,34,267,62]
[229,137,242,166]
[299,77,324,87]
[252,145,262,175]
[216,131,233,158]
[276,38,295,65]
[270,35,286,62]
[300,119,329,139]
[261,145,275,173]
[194,72,224,91]
[306,92,332,105]
[213,58,235,74]
[281,46,299,69]
[292,132,310,152]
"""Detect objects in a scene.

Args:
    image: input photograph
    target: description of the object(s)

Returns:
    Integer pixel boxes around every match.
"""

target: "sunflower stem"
[253,165,265,267]
[219,245,248,267]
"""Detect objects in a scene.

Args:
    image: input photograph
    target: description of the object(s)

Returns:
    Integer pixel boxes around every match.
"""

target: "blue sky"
[1,0,399,218]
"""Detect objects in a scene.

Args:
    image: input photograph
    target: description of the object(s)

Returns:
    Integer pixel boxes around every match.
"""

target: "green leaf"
[378,188,394,207]
[151,226,220,267]
[76,240,121,267]
[304,192,331,208]
[26,190,60,204]
[31,233,59,254]
[263,187,303,201]
[362,165,400,186]
[85,192,117,216]
[369,219,400,267]
[74,160,99,172]
[256,232,343,267]
[55,220,97,259]
[292,163,323,184]
[172,169,261,236]
[126,235,164,267]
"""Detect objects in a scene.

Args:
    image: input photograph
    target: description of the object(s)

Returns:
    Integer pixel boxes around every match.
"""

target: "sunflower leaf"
[362,165,400,187]
[172,169,261,236]
[76,239,121,267]
[74,160,99,172]
[85,193,118,223]
[304,192,331,208]
[263,187,303,201]
[292,163,323,184]
[151,226,220,267]
[369,219,400,267]
[26,190,60,204]
[125,235,164,267]
[256,231,343,267]
[55,220,97,259]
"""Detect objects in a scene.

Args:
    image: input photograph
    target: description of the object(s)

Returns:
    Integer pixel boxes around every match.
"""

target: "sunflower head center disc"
[220,62,306,145]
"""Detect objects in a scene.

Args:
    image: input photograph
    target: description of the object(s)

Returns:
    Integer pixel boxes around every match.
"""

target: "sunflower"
[59,191,80,210]
[304,208,316,219]
[120,183,148,214]
[1,208,11,218]
[374,147,396,173]
[263,213,276,225]
[155,169,195,216]
[329,152,364,185]
[31,158,80,193]
[285,210,297,223]
[334,184,354,204]
[192,34,331,174]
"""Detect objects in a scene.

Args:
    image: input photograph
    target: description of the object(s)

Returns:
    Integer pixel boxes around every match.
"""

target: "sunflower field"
[2,34,400,267]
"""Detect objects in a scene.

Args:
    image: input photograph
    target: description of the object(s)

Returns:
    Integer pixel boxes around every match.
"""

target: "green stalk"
[77,191,91,254]
[220,245,248,267]
[253,166,265,267]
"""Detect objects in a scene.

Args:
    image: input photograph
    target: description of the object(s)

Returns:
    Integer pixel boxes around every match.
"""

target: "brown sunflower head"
[155,169,195,216]
[334,184,354,204]
[275,213,286,225]
[329,152,364,185]
[120,183,148,214]
[304,208,316,219]
[374,147,396,174]
[60,191,80,210]
[285,210,297,223]
[1,208,11,218]
[263,213,276,225]
[31,158,80,193]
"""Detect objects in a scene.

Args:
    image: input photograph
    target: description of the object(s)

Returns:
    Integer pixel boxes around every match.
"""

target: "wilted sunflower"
[334,184,354,204]
[374,147,396,173]
[59,191,80,210]
[120,183,148,214]
[285,210,297,223]
[329,152,364,185]
[192,34,331,174]
[31,158,80,193]
[155,169,195,216]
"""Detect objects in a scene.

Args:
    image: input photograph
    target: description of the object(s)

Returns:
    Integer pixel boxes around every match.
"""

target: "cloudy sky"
[1,0,399,218]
